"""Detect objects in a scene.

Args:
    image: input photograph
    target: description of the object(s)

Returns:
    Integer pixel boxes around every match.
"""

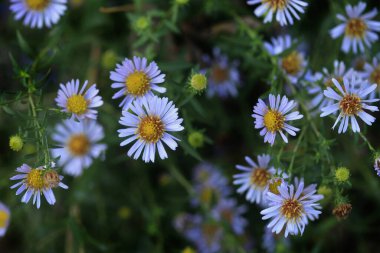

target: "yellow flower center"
[268,178,283,195]
[339,94,362,115]
[26,169,45,190]
[200,187,213,205]
[66,95,88,115]
[345,18,367,38]
[262,0,288,10]
[370,66,380,86]
[281,199,303,220]
[68,134,90,156]
[250,168,270,188]
[137,116,164,143]
[0,210,9,228]
[125,71,150,96]
[25,0,50,10]
[263,110,285,132]
[281,51,303,75]
[211,65,229,83]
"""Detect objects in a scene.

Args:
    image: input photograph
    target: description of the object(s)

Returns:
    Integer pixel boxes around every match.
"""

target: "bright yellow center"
[26,169,45,190]
[281,199,303,220]
[125,71,150,96]
[25,0,50,10]
[262,0,287,10]
[68,134,90,156]
[339,94,362,115]
[281,51,303,75]
[0,210,9,228]
[211,65,229,83]
[345,18,367,38]
[67,95,88,115]
[250,168,270,188]
[370,67,380,86]
[263,110,284,132]
[268,178,283,195]
[137,116,164,143]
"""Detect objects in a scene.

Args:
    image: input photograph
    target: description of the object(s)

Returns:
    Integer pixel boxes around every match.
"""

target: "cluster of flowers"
[234,155,323,237]
[175,163,249,253]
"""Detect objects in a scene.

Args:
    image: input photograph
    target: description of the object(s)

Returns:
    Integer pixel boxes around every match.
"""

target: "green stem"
[288,126,307,179]
[358,131,376,152]
[168,165,194,195]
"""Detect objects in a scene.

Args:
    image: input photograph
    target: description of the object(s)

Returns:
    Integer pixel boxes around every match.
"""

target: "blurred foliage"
[1,0,380,253]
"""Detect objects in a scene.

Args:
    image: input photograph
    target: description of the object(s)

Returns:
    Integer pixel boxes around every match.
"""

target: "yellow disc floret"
[345,18,367,38]
[281,199,303,220]
[0,210,9,228]
[125,71,150,96]
[137,115,164,143]
[281,51,303,75]
[339,94,362,115]
[268,178,283,195]
[250,168,270,188]
[26,169,45,190]
[67,95,88,115]
[25,0,50,11]
[263,110,285,132]
[68,134,90,156]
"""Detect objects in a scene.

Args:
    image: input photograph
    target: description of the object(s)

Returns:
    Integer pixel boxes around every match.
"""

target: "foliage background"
[1,0,380,252]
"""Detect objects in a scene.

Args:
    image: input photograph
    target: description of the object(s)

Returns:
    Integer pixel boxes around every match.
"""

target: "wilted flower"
[332,203,352,220]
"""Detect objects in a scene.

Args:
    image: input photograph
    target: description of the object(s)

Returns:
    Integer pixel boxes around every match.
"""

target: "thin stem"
[288,126,307,179]
[168,165,194,195]
[358,131,376,152]
[99,4,134,14]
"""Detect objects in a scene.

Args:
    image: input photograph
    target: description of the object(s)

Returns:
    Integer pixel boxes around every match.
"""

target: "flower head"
[247,0,308,26]
[201,48,240,98]
[10,164,68,209]
[333,203,352,220]
[330,2,380,53]
[335,167,350,182]
[51,119,107,176]
[252,94,303,146]
[118,96,184,163]
[261,181,323,237]
[110,56,166,110]
[189,73,208,92]
[0,203,10,237]
[264,35,307,84]
[363,57,380,97]
[56,79,103,120]
[307,60,354,111]
[320,73,379,133]
[233,154,286,204]
[188,131,204,148]
[10,0,67,28]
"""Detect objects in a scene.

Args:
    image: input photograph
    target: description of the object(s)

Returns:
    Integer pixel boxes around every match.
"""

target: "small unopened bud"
[176,0,189,5]
[188,131,204,148]
[9,135,23,152]
[182,246,196,253]
[332,203,352,220]
[101,50,118,70]
[317,185,332,198]
[335,167,350,183]
[134,16,150,31]
[189,73,207,92]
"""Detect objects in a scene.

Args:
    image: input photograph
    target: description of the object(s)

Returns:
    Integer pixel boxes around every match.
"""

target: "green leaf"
[16,30,33,55]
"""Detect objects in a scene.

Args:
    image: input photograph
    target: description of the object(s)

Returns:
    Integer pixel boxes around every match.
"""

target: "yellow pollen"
[281,199,303,220]
[370,66,380,86]
[26,169,45,190]
[345,18,367,38]
[67,95,88,115]
[268,178,283,195]
[125,71,150,96]
[43,170,61,188]
[68,134,90,156]
[0,210,9,228]
[137,116,164,143]
[263,110,285,132]
[262,0,288,10]
[250,168,270,188]
[339,94,362,115]
[25,0,50,10]
[281,51,303,75]
[211,65,229,83]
